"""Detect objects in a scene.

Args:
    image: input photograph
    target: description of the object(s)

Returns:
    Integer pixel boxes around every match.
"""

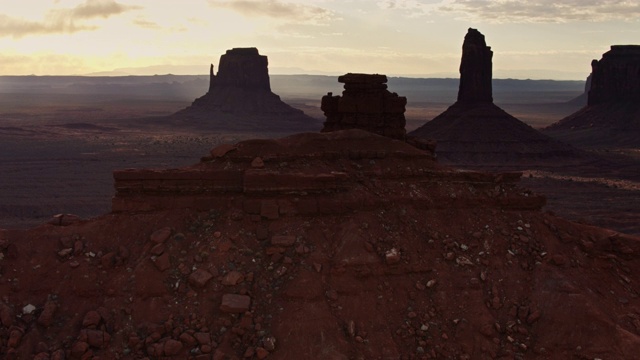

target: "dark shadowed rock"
[321,73,407,139]
[214,48,270,91]
[544,45,640,148]
[458,28,493,103]
[172,48,320,132]
[409,28,584,166]
[588,45,640,106]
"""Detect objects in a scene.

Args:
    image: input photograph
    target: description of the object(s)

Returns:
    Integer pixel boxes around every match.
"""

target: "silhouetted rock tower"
[458,28,493,103]
[173,47,320,132]
[409,28,581,165]
[320,73,407,139]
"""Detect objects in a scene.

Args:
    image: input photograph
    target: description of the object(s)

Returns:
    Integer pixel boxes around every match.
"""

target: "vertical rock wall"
[457,28,493,104]
[588,45,640,105]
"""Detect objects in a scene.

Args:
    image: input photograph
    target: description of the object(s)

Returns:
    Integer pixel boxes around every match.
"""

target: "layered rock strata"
[112,130,542,214]
[321,73,407,139]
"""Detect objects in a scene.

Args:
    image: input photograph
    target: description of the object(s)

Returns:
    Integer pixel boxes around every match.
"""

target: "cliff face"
[212,48,271,92]
[457,28,493,104]
[320,73,407,139]
[588,45,640,106]
[544,45,640,147]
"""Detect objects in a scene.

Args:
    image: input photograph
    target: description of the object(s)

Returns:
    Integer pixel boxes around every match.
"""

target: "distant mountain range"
[0,74,586,105]
[79,64,588,81]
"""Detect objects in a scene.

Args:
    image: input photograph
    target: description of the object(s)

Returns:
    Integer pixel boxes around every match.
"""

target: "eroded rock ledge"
[112,130,544,214]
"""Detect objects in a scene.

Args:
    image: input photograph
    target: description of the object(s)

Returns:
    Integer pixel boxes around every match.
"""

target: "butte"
[409,28,582,167]
[171,47,321,133]
[544,45,640,148]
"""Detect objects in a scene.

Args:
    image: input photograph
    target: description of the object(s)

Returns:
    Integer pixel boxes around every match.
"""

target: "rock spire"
[458,28,493,103]
[409,28,582,165]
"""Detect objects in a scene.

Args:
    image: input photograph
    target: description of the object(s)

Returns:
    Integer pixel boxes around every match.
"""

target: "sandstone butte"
[0,125,639,359]
[321,73,408,140]
[170,47,321,133]
[409,28,586,167]
[544,45,640,148]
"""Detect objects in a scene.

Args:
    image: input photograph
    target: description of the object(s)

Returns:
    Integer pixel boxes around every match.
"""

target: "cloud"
[133,18,160,29]
[376,0,443,17]
[208,0,336,24]
[71,0,138,19]
[439,0,640,23]
[0,0,139,38]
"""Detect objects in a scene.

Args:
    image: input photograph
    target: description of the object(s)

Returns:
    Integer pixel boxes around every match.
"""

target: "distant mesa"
[545,45,640,148]
[172,47,320,132]
[320,73,407,139]
[409,28,582,166]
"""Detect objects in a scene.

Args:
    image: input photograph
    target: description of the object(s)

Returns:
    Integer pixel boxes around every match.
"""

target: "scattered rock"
[385,248,401,265]
[37,299,57,327]
[220,294,251,313]
[163,339,183,356]
[222,271,244,286]
[189,269,214,288]
[83,311,102,328]
[270,235,296,247]
[150,227,172,244]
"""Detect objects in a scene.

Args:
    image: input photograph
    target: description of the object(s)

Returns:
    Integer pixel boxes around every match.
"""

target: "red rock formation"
[2,129,640,359]
[458,28,493,103]
[545,45,640,148]
[112,130,533,213]
[588,45,640,106]
[173,48,320,132]
[410,29,583,166]
[320,73,407,139]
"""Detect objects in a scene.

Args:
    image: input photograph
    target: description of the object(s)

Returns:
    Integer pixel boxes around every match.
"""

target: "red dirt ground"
[1,131,639,359]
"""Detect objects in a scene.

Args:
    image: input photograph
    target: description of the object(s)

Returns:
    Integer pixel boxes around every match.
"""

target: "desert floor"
[0,94,638,235]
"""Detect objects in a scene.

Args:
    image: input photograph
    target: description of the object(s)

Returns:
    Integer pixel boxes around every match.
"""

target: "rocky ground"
[1,130,639,359]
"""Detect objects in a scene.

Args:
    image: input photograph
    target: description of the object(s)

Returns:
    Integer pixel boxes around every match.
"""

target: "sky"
[0,0,639,79]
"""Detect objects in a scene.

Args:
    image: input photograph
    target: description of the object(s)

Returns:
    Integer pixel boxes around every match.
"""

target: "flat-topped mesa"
[457,28,493,104]
[588,45,640,105]
[212,47,271,91]
[320,73,407,139]
[172,47,319,131]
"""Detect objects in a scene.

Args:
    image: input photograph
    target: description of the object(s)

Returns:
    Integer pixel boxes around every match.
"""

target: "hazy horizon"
[1,1,638,80]
[2,65,589,81]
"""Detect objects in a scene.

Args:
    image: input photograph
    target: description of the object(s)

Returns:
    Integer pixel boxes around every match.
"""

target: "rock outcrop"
[409,28,584,167]
[320,73,407,139]
[3,128,640,359]
[172,48,320,132]
[112,130,532,213]
[544,45,640,148]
